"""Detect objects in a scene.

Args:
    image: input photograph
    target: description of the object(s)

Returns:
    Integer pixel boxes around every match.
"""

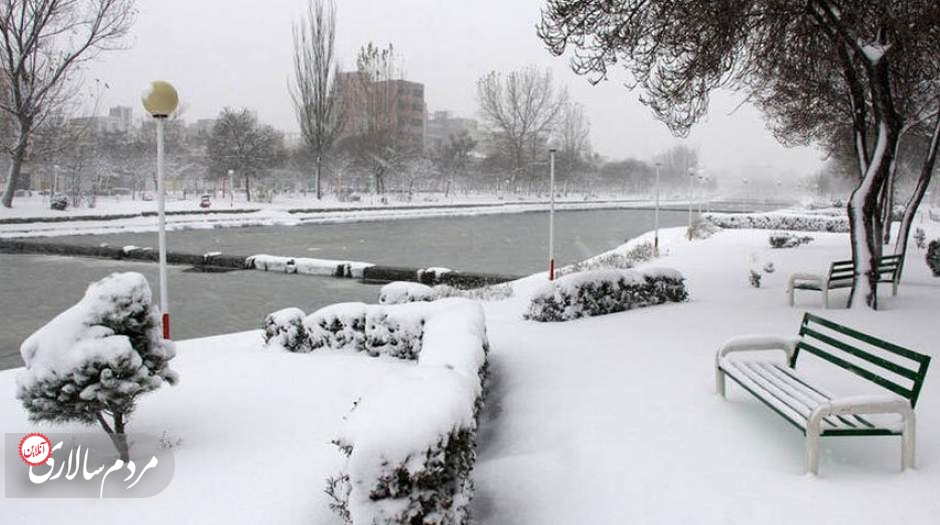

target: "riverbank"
[0,192,784,239]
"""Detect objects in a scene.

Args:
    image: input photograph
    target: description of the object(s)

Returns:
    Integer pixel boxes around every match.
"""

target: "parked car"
[50,193,69,211]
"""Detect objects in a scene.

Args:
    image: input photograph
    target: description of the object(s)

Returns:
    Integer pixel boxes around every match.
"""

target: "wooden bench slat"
[800,326,920,381]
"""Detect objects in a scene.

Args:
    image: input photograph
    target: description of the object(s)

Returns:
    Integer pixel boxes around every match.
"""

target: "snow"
[4,212,940,523]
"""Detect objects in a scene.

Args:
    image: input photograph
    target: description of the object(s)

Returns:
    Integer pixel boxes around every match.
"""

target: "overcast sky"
[86,0,824,183]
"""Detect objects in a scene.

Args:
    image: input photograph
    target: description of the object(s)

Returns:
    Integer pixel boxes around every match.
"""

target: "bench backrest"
[794,313,931,407]
[876,254,903,282]
[829,255,904,283]
[827,260,855,287]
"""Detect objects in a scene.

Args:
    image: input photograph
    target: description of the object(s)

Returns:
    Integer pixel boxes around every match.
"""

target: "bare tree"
[0,0,136,208]
[538,0,940,309]
[291,0,345,200]
[431,130,477,197]
[208,108,285,202]
[476,67,568,188]
[557,101,591,186]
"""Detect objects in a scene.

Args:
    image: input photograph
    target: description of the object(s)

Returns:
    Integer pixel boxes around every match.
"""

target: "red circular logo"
[19,433,52,467]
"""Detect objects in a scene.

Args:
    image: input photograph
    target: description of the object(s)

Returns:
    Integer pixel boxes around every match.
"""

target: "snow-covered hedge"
[524,268,688,322]
[262,307,308,351]
[378,281,514,305]
[704,212,849,232]
[16,272,177,459]
[379,281,436,304]
[263,299,489,524]
[247,254,374,278]
[768,232,814,248]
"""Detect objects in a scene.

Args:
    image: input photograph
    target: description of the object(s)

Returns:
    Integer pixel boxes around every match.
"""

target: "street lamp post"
[142,80,179,340]
[687,167,696,240]
[548,139,558,280]
[654,162,661,256]
[227,169,235,207]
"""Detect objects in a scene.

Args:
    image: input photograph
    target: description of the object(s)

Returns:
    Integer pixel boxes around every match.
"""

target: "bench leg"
[822,288,829,309]
[893,281,898,297]
[716,367,726,397]
[788,285,795,307]
[805,409,827,475]
[902,411,915,470]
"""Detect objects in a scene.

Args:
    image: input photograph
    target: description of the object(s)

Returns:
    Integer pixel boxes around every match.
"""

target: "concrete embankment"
[0,239,519,287]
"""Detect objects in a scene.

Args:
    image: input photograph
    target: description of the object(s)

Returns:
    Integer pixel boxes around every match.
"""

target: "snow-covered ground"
[2,210,939,523]
[0,193,686,239]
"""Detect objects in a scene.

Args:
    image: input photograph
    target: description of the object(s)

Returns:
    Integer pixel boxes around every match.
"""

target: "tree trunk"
[245,174,251,202]
[96,411,130,462]
[1,136,30,208]
[847,122,896,310]
[315,154,322,200]
[895,112,940,257]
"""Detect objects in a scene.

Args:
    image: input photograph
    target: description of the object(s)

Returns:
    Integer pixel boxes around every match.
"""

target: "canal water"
[1,208,690,370]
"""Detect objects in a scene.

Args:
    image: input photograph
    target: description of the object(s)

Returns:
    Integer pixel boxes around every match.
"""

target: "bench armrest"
[820,395,912,416]
[808,395,913,433]
[717,334,801,362]
[788,272,827,289]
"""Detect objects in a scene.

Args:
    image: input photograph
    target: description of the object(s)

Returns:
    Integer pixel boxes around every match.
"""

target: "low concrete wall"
[0,239,519,288]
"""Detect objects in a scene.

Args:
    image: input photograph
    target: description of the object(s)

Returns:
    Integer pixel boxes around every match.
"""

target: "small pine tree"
[17,273,178,460]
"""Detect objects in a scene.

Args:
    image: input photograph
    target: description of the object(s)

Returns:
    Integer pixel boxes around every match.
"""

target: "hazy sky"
[86,0,824,181]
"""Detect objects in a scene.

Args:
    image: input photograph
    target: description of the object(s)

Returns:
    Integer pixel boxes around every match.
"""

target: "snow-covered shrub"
[379,281,514,305]
[688,220,720,240]
[524,268,688,322]
[262,307,309,352]
[303,302,429,360]
[769,232,814,248]
[557,241,655,278]
[323,299,489,525]
[749,269,762,288]
[417,267,454,285]
[379,281,436,304]
[16,272,177,460]
[914,228,926,249]
[927,240,940,277]
[705,212,849,232]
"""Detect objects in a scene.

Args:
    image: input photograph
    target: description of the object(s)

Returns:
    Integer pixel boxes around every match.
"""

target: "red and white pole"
[156,115,170,339]
[548,146,556,280]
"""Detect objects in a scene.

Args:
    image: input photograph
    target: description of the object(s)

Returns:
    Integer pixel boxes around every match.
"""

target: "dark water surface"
[1,209,690,370]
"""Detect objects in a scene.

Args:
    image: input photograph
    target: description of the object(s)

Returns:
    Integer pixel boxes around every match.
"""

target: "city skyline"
[83,0,824,180]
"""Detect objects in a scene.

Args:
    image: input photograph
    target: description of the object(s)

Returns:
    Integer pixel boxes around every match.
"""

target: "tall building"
[426,111,479,151]
[336,73,427,153]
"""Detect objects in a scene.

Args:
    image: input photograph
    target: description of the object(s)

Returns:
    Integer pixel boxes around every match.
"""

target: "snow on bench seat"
[718,358,903,435]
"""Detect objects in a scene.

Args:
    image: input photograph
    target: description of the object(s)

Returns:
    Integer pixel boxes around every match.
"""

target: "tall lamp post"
[654,161,661,256]
[548,138,558,280]
[687,166,696,240]
[141,80,179,340]
[227,169,235,207]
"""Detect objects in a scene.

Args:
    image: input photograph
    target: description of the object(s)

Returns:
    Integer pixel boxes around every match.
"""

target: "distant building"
[337,72,427,153]
[425,111,479,151]
[108,106,133,132]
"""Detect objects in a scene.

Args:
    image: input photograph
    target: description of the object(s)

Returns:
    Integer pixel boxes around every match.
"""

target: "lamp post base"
[549,259,555,281]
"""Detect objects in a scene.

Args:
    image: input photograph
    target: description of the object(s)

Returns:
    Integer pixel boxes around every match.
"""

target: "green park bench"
[715,313,930,474]
[787,254,903,308]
